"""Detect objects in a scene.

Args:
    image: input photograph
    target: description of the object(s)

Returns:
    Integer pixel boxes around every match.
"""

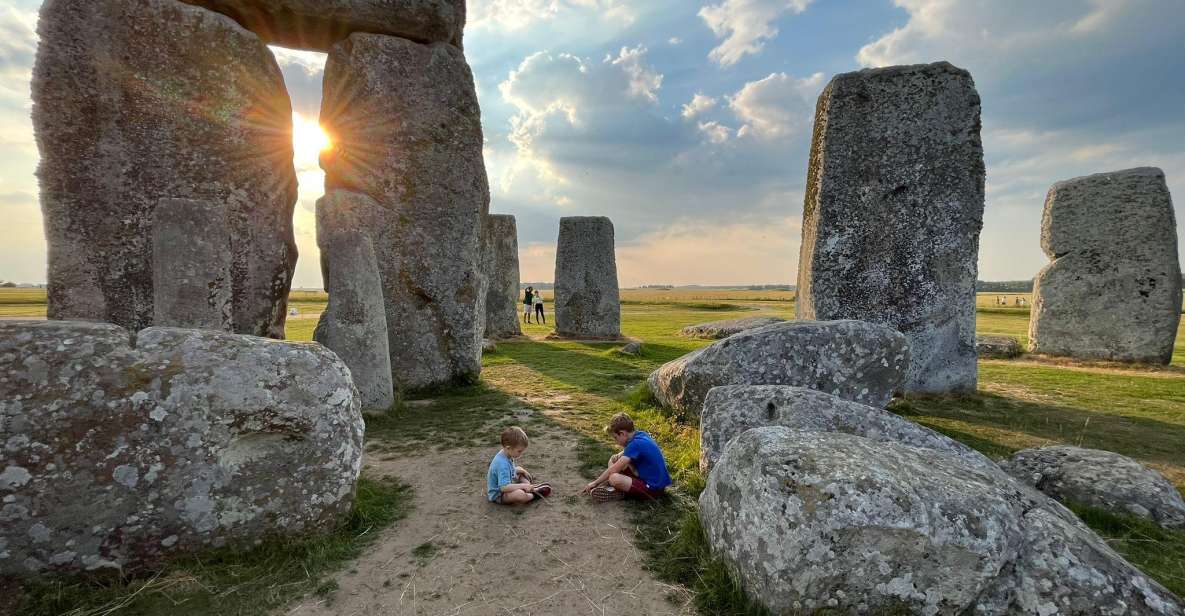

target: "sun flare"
[291,112,331,170]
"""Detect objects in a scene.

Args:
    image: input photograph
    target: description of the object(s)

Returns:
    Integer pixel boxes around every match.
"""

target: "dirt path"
[286,426,691,616]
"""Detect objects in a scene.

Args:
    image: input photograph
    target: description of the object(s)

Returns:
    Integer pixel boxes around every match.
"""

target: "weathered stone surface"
[698,385,994,473]
[1002,446,1185,529]
[700,427,1183,615]
[313,190,394,411]
[321,33,489,390]
[180,0,465,52]
[977,334,1023,358]
[554,217,621,339]
[1029,168,1182,364]
[649,320,908,418]
[618,341,643,356]
[34,0,297,337]
[796,61,985,394]
[152,198,233,331]
[678,316,785,339]
[482,214,522,339]
[481,339,497,353]
[0,320,364,575]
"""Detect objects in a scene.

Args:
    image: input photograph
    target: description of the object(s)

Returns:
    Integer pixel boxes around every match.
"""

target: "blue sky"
[2,0,1183,287]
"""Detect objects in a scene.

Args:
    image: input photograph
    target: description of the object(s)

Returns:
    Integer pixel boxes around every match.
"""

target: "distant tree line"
[976,280,1034,292]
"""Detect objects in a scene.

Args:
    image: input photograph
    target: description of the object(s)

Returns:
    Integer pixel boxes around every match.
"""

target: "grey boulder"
[152,198,233,331]
[796,61,985,394]
[1029,168,1182,364]
[482,214,523,339]
[0,321,364,575]
[977,334,1023,358]
[553,217,622,339]
[180,0,466,51]
[648,320,908,417]
[34,0,297,337]
[679,316,785,339]
[698,385,994,473]
[700,427,1183,615]
[1002,446,1185,529]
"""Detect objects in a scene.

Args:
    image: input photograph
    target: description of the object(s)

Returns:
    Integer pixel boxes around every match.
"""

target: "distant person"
[487,426,550,505]
[523,286,534,324]
[1014,297,1022,306]
[584,413,671,502]
[534,292,546,324]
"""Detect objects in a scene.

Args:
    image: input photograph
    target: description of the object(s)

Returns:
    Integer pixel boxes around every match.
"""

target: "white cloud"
[468,0,634,31]
[610,46,663,103]
[681,93,718,119]
[668,37,683,45]
[730,71,824,139]
[697,121,733,144]
[699,0,813,66]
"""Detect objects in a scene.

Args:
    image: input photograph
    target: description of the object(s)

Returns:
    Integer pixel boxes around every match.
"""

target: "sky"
[1,0,1184,288]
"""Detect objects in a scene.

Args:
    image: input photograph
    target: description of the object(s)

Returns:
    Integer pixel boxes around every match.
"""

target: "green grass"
[14,476,413,616]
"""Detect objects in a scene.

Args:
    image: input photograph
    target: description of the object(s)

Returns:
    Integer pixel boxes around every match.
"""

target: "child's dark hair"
[606,412,635,435]
[501,426,529,448]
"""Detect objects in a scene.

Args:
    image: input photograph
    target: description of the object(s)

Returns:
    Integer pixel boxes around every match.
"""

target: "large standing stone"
[33,0,298,337]
[648,320,909,418]
[1029,168,1182,363]
[679,316,785,339]
[321,33,489,390]
[482,214,523,339]
[700,427,1182,615]
[313,190,394,411]
[1002,446,1185,529]
[179,0,465,51]
[554,216,621,339]
[152,198,233,331]
[698,385,994,473]
[0,321,364,575]
[796,61,985,394]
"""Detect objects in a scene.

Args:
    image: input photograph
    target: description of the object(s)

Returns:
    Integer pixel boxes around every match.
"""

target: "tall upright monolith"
[483,214,523,339]
[320,32,489,390]
[314,190,395,410]
[1029,168,1181,363]
[33,0,298,337]
[554,216,621,339]
[152,198,233,331]
[796,61,985,393]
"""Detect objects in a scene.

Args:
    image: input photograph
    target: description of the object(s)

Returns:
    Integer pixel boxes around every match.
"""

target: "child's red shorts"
[623,468,665,500]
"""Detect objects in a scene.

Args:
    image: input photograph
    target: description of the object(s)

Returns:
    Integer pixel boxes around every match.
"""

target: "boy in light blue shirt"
[487,426,551,504]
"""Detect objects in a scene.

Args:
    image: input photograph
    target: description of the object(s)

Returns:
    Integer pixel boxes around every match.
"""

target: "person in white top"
[534,293,546,324]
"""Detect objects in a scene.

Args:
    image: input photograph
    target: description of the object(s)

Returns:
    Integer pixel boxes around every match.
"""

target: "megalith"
[796,61,985,393]
[33,0,298,337]
[179,0,466,51]
[320,33,489,390]
[483,214,523,339]
[152,198,233,331]
[1029,168,1181,363]
[0,320,364,575]
[554,216,621,339]
[313,190,395,411]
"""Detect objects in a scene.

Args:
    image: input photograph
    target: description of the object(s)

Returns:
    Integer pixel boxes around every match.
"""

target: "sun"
[291,112,331,169]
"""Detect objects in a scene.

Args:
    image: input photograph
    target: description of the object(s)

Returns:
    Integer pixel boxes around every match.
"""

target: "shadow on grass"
[496,340,649,394]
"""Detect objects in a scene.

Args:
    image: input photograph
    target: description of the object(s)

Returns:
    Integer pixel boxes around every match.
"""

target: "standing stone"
[0,320,364,575]
[796,61,985,393]
[554,216,621,339]
[179,0,466,51]
[483,214,523,339]
[33,0,298,337]
[1029,168,1181,363]
[321,33,489,390]
[152,198,233,331]
[314,190,394,411]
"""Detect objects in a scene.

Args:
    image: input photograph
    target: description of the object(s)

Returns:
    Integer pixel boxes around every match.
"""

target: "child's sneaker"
[531,483,552,498]
[590,485,625,502]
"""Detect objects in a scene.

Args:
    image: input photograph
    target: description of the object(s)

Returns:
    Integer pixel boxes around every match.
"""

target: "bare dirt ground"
[286,426,692,616]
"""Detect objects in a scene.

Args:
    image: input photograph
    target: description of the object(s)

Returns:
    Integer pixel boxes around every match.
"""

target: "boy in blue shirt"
[487,426,551,505]
[583,413,671,501]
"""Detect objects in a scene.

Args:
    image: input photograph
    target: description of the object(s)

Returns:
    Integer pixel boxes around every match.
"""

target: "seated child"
[487,426,551,505]
[583,412,671,501]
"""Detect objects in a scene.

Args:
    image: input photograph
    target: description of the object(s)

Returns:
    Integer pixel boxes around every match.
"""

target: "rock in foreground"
[678,316,785,339]
[649,320,908,417]
[700,427,1183,615]
[698,385,994,473]
[0,321,364,575]
[1029,167,1182,364]
[976,334,1023,358]
[1002,446,1185,529]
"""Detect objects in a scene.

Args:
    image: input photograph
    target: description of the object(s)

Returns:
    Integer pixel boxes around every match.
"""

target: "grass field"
[6,287,1185,612]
